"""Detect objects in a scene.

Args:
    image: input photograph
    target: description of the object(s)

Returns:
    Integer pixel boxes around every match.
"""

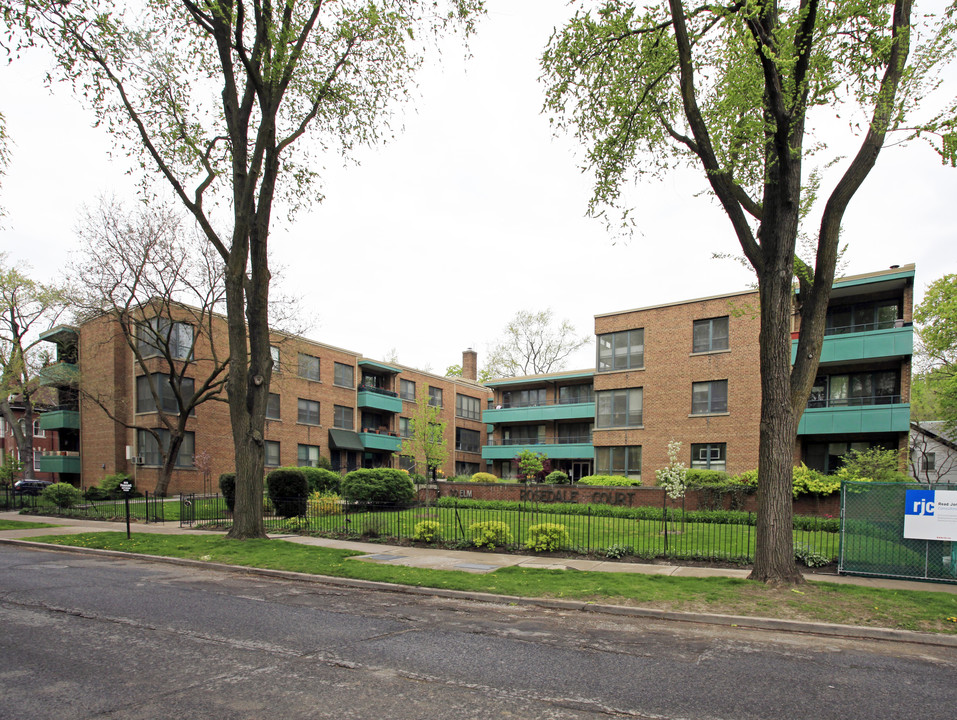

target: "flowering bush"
[468,520,512,548]
[307,492,343,516]
[525,523,569,552]
[413,520,442,543]
[655,440,688,500]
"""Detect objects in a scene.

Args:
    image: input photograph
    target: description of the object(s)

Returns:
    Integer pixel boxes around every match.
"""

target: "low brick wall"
[425,481,841,518]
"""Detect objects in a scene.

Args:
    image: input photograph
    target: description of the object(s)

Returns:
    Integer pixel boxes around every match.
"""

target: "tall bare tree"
[485,309,589,378]
[10,0,484,538]
[70,199,230,496]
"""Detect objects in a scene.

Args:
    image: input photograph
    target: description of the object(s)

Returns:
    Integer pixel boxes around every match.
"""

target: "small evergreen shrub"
[525,523,569,552]
[468,520,512,548]
[307,491,343,516]
[578,474,640,487]
[266,468,309,518]
[42,482,81,509]
[544,470,570,485]
[469,472,499,483]
[340,468,416,505]
[413,520,442,543]
[219,472,236,512]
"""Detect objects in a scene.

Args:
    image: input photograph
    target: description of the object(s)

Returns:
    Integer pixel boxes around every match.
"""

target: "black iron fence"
[1,487,165,523]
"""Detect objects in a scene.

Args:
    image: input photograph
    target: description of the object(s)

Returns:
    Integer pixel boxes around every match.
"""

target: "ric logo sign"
[903,489,957,541]
[906,490,936,516]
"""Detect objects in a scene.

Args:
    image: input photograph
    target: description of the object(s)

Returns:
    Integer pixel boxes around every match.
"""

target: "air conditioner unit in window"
[132,456,145,465]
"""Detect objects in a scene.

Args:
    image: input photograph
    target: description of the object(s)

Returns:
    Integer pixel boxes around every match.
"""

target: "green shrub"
[316,455,333,471]
[794,542,830,568]
[732,469,759,486]
[340,468,416,505]
[683,469,730,487]
[98,472,136,499]
[525,523,569,552]
[307,492,342,516]
[470,472,499,483]
[266,468,309,518]
[278,466,340,495]
[792,464,838,497]
[218,472,236,512]
[544,470,570,485]
[604,543,634,559]
[836,446,910,483]
[83,486,110,502]
[42,482,81,509]
[468,520,512,548]
[413,520,442,543]
[578,474,640,487]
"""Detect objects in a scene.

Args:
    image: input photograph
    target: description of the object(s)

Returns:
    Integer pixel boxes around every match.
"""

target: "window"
[136,428,194,467]
[502,425,545,445]
[922,453,937,473]
[34,451,42,472]
[266,393,281,420]
[399,417,412,438]
[265,440,281,467]
[692,380,728,415]
[456,427,480,453]
[596,388,643,428]
[298,353,320,381]
[297,444,321,467]
[19,418,45,439]
[558,422,593,444]
[559,384,593,404]
[334,405,354,430]
[270,346,281,372]
[808,371,899,408]
[596,446,641,479]
[334,362,354,388]
[399,455,416,472]
[400,379,416,401]
[805,440,877,474]
[502,388,545,408]
[456,461,480,477]
[137,317,193,360]
[691,443,726,471]
[297,398,320,425]
[428,386,443,407]
[456,394,481,420]
[597,329,644,371]
[826,300,899,335]
[136,374,195,414]
[693,316,729,353]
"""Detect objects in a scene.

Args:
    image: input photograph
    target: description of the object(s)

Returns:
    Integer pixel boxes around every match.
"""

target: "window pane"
[597,334,613,371]
[334,362,353,388]
[266,393,281,420]
[297,399,319,425]
[400,379,415,401]
[334,405,353,429]
[691,382,710,414]
[265,441,280,467]
[298,353,320,381]
[297,444,320,467]
[710,380,727,413]
[710,317,729,351]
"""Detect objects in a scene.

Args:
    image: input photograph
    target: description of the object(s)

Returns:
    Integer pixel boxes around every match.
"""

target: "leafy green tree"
[399,384,449,482]
[514,448,547,482]
[542,1,955,584]
[914,273,957,432]
[9,0,483,539]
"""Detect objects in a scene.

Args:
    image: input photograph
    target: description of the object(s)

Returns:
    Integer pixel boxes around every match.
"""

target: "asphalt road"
[2,545,955,720]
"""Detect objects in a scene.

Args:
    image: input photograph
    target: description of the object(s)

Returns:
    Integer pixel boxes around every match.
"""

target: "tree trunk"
[154,432,184,498]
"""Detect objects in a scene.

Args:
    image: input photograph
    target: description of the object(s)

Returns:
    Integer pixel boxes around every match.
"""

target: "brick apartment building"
[37,309,490,495]
[482,264,914,482]
[1,401,59,481]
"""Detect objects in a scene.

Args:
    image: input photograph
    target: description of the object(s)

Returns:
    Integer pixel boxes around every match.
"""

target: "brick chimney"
[462,348,478,381]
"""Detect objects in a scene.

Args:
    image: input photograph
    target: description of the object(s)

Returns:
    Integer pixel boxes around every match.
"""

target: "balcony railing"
[358,384,398,398]
[824,319,906,336]
[486,434,593,446]
[807,394,902,409]
[455,443,481,453]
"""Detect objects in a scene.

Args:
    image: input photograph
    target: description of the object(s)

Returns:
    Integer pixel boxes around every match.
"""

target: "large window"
[399,417,412,438]
[428,386,443,407]
[502,388,546,408]
[596,388,643,428]
[266,393,281,420]
[597,329,644,371]
[558,422,593,444]
[456,427,481,453]
[559,384,593,404]
[334,405,354,430]
[298,353,320,381]
[596,446,641,479]
[502,425,545,445]
[693,316,729,353]
[456,394,481,420]
[808,371,899,408]
[297,444,321,467]
[265,440,281,467]
[334,362,354,388]
[136,374,194,414]
[826,299,899,335]
[136,428,195,467]
[691,443,726,471]
[691,380,728,415]
[456,461,480,477]
[297,398,320,425]
[400,379,416,401]
[137,317,193,360]
[805,440,880,474]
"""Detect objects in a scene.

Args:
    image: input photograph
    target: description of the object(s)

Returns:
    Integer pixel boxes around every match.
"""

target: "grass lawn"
[0,519,58,531]
[26,531,957,635]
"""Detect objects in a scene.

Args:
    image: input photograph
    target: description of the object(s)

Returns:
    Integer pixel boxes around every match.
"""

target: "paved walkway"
[3,510,956,595]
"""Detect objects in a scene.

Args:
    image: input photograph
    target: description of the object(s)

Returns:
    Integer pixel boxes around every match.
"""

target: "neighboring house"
[0,400,59,482]
[910,421,957,484]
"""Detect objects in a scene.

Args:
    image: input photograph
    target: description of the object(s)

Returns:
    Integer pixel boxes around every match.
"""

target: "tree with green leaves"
[9,0,483,538]
[913,273,957,429]
[398,384,449,482]
[0,254,68,480]
[542,1,956,584]
[485,309,589,379]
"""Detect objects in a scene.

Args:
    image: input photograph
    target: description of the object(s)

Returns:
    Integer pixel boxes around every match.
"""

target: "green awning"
[328,428,364,452]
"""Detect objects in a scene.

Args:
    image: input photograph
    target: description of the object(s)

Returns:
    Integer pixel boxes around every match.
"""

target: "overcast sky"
[2,1,955,375]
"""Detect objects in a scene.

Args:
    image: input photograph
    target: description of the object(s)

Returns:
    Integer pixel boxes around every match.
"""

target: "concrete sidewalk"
[3,510,956,595]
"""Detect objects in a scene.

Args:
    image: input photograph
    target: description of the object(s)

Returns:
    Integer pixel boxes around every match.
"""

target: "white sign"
[119,481,133,493]
[904,489,957,542]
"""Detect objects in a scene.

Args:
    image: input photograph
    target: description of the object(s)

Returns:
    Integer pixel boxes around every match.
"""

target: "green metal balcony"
[481,440,595,461]
[791,326,912,365]
[39,410,80,431]
[37,452,81,474]
[38,362,79,388]
[483,401,595,425]
[797,403,910,435]
[359,431,402,452]
[357,389,403,414]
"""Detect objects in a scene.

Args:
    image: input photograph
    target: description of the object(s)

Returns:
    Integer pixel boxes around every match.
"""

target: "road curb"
[5,537,957,648]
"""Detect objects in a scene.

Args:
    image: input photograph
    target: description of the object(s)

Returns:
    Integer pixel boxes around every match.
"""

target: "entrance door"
[571,461,591,481]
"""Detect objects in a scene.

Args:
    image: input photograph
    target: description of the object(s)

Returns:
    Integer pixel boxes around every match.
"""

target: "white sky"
[2,1,955,374]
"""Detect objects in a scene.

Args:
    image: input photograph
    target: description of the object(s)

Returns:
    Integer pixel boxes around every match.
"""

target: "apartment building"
[480,264,915,483]
[38,311,490,494]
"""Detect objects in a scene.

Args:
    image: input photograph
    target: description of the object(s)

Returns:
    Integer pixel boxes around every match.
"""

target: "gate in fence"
[180,493,196,527]
[839,481,957,584]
